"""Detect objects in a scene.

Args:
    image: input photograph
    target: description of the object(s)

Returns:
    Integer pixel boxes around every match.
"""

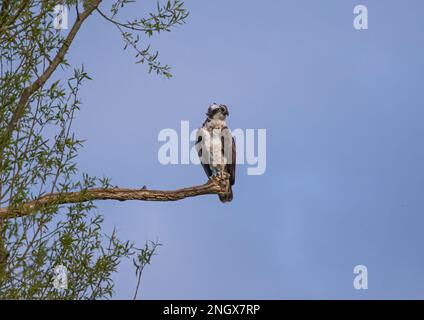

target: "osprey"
[195,103,236,202]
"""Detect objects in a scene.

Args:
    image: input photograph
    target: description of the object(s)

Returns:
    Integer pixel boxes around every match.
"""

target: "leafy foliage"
[100,0,189,78]
[0,0,185,299]
[133,239,161,299]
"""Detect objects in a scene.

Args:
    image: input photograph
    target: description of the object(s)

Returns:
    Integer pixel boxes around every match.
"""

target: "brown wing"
[221,133,236,186]
[196,134,212,178]
[227,137,236,185]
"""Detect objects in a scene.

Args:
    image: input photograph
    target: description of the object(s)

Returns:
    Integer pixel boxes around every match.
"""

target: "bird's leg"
[219,171,230,183]
[217,165,227,179]
[213,166,229,189]
[216,169,230,194]
[211,166,219,177]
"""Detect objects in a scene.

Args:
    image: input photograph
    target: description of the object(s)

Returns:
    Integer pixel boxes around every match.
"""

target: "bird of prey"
[195,103,236,202]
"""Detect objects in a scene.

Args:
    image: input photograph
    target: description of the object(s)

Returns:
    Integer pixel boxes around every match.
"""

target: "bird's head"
[207,103,229,120]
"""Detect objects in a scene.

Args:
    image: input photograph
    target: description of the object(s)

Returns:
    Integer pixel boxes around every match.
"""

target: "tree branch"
[0,0,30,33]
[0,175,231,219]
[96,8,146,32]
[0,0,101,154]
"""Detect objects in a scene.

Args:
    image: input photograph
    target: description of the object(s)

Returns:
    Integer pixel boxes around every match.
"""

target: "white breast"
[210,135,224,166]
[197,124,228,167]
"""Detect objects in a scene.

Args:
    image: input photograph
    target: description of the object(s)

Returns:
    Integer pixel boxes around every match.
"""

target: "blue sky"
[64,0,424,299]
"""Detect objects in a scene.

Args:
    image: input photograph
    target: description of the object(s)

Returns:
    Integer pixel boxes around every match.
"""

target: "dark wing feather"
[227,137,236,185]
[222,132,236,186]
[196,135,212,178]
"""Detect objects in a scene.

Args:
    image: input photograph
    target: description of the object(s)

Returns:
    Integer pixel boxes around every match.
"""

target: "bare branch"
[96,8,146,32]
[0,175,231,219]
